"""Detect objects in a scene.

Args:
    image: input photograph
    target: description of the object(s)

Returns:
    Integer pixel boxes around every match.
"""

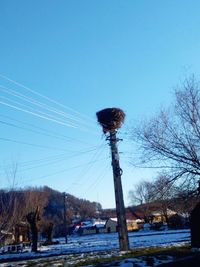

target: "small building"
[102,218,117,233]
[0,230,13,246]
[149,209,177,224]
[77,218,117,235]
[126,219,143,231]
[12,222,30,243]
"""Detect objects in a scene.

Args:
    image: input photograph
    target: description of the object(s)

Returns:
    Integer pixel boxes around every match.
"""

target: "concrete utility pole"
[63,192,68,244]
[108,130,129,251]
[96,107,129,251]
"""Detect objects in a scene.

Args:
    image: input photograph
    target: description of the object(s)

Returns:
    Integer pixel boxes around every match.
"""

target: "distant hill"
[0,186,102,238]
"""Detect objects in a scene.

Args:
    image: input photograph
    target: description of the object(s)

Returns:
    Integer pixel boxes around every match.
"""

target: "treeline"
[0,186,102,241]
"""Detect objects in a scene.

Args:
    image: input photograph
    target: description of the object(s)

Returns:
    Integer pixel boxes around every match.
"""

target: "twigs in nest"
[96,108,125,133]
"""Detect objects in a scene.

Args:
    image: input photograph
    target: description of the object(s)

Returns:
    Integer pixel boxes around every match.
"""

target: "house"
[102,218,117,233]
[76,216,144,235]
[148,208,177,224]
[0,222,30,247]
[0,230,13,246]
[12,222,30,243]
[77,218,117,235]
[126,219,143,231]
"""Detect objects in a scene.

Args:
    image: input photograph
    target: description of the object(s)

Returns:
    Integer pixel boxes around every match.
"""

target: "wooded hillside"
[0,186,102,240]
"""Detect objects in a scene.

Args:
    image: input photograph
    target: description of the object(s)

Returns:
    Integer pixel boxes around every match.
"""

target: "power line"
[0,153,68,175]
[0,85,98,131]
[65,143,107,192]
[18,146,104,167]
[0,96,77,128]
[0,74,96,124]
[0,145,107,176]
[0,95,99,135]
[84,164,111,194]
[19,157,107,184]
[0,136,105,153]
[20,147,106,171]
[0,137,83,152]
[0,119,75,142]
[0,99,77,128]
[0,113,95,146]
[18,156,106,173]
[0,119,94,144]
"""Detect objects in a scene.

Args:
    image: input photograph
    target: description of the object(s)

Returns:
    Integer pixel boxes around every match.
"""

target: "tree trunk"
[191,202,200,248]
[26,207,40,252]
[30,224,38,252]
[46,223,53,244]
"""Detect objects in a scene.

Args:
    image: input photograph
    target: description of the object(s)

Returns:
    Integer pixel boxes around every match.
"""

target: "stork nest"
[96,108,125,133]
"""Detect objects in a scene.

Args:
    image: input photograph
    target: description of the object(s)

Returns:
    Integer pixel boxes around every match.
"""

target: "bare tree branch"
[132,77,200,191]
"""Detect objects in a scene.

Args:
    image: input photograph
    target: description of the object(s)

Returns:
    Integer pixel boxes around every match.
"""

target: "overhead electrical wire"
[84,163,111,194]
[0,98,77,128]
[0,93,99,135]
[0,85,98,131]
[74,141,106,179]
[0,74,109,194]
[17,155,106,174]
[19,156,107,184]
[0,136,106,153]
[0,118,93,144]
[65,143,107,192]
[0,74,97,125]
[0,137,85,152]
[0,85,78,124]
[0,145,107,176]
[0,95,77,128]
[0,153,68,175]
[0,119,76,142]
[0,113,95,146]
[14,145,105,168]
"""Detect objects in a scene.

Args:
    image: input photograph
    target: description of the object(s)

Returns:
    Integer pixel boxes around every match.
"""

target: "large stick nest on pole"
[96,108,125,133]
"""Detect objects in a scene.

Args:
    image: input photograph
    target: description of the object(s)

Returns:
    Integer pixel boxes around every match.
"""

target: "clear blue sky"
[1,0,200,208]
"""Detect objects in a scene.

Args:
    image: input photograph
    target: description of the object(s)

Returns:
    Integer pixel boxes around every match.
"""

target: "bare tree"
[150,175,176,225]
[26,206,40,252]
[0,163,24,244]
[129,175,176,224]
[133,77,200,192]
[129,180,155,222]
[172,184,199,218]
[41,221,54,245]
[129,180,154,206]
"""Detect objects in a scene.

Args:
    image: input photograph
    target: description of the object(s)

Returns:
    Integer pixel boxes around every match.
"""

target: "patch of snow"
[117,255,174,267]
[0,229,190,266]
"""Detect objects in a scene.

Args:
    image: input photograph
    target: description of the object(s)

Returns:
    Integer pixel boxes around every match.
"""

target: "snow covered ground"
[0,229,191,266]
